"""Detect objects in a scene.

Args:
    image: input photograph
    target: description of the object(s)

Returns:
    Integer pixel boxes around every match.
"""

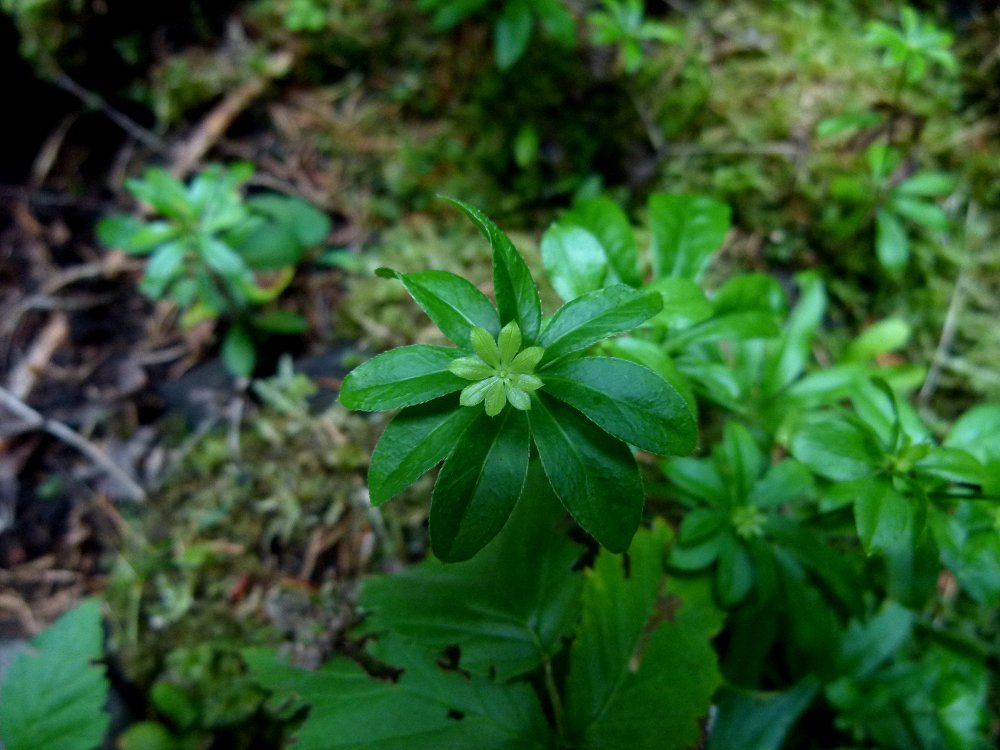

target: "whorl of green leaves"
[340,198,696,561]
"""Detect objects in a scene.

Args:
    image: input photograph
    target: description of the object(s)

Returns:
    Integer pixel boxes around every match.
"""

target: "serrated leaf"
[539,284,661,365]
[368,395,476,505]
[430,409,530,561]
[244,637,552,750]
[383,268,501,347]
[649,193,731,281]
[566,524,723,749]
[495,0,533,69]
[541,357,695,456]
[541,223,609,303]
[529,393,644,552]
[360,462,583,680]
[562,197,641,286]
[339,345,465,411]
[444,198,541,343]
[0,599,110,750]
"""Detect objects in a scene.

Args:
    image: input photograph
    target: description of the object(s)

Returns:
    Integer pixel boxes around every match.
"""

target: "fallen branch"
[0,385,146,502]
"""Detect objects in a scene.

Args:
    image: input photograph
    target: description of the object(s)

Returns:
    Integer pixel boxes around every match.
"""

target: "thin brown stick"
[0,385,146,502]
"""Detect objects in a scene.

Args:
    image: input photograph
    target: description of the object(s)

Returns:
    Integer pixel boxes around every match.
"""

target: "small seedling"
[99,163,331,375]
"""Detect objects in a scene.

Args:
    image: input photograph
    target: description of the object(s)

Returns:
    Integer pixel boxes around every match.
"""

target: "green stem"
[544,658,569,748]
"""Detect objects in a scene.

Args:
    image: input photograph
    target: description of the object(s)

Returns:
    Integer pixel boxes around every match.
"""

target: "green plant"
[98,163,331,375]
[586,0,681,75]
[0,599,110,750]
[824,144,955,272]
[338,197,696,561]
[534,190,998,747]
[865,7,957,92]
[417,0,575,70]
[247,476,724,749]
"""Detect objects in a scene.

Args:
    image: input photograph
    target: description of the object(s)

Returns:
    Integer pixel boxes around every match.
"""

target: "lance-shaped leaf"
[430,409,530,561]
[565,523,724,749]
[339,345,465,411]
[529,393,643,552]
[244,637,552,750]
[444,197,541,343]
[360,463,584,680]
[376,268,500,347]
[539,284,662,366]
[789,411,885,481]
[542,357,695,456]
[562,196,641,286]
[541,223,609,303]
[368,396,477,505]
[649,193,731,281]
[851,479,914,556]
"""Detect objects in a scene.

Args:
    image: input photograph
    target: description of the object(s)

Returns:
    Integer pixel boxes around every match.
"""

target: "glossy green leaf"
[541,223,609,303]
[875,208,909,271]
[762,271,826,394]
[339,345,464,411]
[915,447,985,486]
[529,393,643,552]
[221,324,256,377]
[789,412,884,481]
[648,193,731,281]
[645,277,713,328]
[368,396,476,505]
[667,312,780,351]
[495,0,533,69]
[566,525,724,749]
[380,268,501,347]
[601,337,696,415]
[542,357,695,456]
[562,196,641,286]
[708,678,820,750]
[0,599,110,750]
[360,462,583,679]
[717,535,754,605]
[445,197,541,342]
[539,284,661,365]
[430,409,530,561]
[853,480,913,556]
[244,637,551,750]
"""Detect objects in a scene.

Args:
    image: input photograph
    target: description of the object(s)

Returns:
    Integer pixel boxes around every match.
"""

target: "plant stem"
[544,658,568,747]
